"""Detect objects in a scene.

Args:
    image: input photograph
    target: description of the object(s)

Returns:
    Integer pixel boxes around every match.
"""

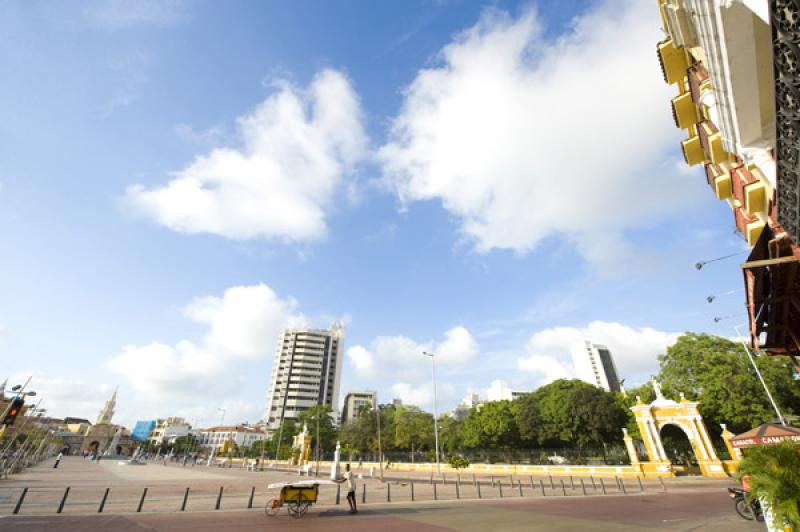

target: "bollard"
[430,472,434,484]
[580,478,586,496]
[181,487,190,511]
[616,476,621,490]
[560,479,566,497]
[248,486,255,509]
[491,475,495,487]
[472,473,476,486]
[637,477,644,492]
[362,483,366,504]
[335,484,341,505]
[57,487,71,514]
[13,487,28,515]
[591,475,596,491]
[215,486,223,510]
[442,473,446,484]
[476,481,481,499]
[570,476,575,490]
[549,475,554,490]
[137,487,148,512]
[620,478,627,494]
[387,483,391,503]
[411,482,415,502]
[457,472,460,485]
[518,480,523,497]
[433,482,438,500]
[659,476,666,492]
[455,481,460,499]
[529,475,534,489]
[600,478,607,495]
[98,487,110,513]
[499,482,503,498]
[539,479,545,496]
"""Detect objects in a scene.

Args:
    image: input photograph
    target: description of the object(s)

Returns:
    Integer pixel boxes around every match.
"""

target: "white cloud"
[346,326,479,381]
[517,321,680,387]
[126,69,366,242]
[107,283,304,417]
[379,1,694,270]
[346,327,478,408]
[7,373,113,423]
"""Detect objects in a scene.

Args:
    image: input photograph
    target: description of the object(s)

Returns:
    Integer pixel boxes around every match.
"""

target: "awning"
[729,423,800,449]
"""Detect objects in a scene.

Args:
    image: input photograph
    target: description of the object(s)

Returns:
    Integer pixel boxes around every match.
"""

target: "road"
[0,489,761,531]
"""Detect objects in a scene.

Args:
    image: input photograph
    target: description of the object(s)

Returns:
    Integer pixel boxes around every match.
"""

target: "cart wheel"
[288,493,309,519]
[265,499,281,517]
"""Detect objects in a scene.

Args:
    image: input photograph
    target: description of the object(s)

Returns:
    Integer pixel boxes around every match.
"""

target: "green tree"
[535,379,627,448]
[394,406,434,454]
[461,400,520,449]
[514,393,540,445]
[656,333,800,436]
[437,415,464,454]
[297,405,338,453]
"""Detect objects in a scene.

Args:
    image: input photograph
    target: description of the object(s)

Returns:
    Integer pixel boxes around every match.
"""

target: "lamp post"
[695,251,746,270]
[375,394,383,480]
[217,408,226,427]
[733,325,787,426]
[421,351,441,476]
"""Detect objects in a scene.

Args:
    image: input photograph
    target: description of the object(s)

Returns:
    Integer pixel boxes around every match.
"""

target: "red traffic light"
[2,398,25,426]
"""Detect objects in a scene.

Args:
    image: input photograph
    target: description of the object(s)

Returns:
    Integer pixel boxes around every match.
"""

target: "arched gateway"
[629,380,727,478]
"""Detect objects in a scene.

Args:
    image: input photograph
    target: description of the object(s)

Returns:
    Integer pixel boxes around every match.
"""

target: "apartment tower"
[584,341,621,393]
[263,324,344,430]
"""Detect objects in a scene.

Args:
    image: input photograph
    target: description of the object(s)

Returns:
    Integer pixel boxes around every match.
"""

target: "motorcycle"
[728,487,764,521]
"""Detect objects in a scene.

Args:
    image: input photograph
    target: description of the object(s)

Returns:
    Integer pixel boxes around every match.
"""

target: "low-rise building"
[192,425,268,452]
[148,417,192,446]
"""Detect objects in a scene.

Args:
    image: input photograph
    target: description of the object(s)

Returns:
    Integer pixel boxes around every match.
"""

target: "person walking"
[336,463,358,514]
[53,451,63,469]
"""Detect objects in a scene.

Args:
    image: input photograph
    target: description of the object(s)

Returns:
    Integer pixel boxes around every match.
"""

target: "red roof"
[730,423,800,448]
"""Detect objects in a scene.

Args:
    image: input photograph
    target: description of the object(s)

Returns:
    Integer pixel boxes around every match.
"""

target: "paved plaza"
[0,456,762,530]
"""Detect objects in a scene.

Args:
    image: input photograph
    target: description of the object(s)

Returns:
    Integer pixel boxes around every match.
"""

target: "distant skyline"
[1,0,748,429]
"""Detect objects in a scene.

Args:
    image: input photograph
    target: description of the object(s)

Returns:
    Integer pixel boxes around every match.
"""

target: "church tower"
[96,387,117,425]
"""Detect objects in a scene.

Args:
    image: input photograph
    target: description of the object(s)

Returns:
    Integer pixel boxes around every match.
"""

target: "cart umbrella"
[729,423,800,449]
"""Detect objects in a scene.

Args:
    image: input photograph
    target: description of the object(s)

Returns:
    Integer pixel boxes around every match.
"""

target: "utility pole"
[734,325,787,426]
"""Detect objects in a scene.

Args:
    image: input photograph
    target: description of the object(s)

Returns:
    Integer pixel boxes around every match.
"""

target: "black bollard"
[335,484,341,505]
[560,479,566,497]
[600,478,607,495]
[499,482,503,498]
[477,481,481,499]
[549,475,554,490]
[215,487,223,510]
[362,483,366,504]
[620,478,627,494]
[433,482,438,500]
[591,475,596,491]
[248,486,255,509]
[387,483,391,503]
[456,481,460,499]
[57,487,71,514]
[637,477,644,492]
[570,476,575,490]
[137,487,148,512]
[181,487,190,511]
[529,475,534,489]
[518,480,523,497]
[659,476,666,492]
[98,487,110,513]
[491,475,495,487]
[539,479,545,496]
[13,487,28,515]
[580,478,586,496]
[411,481,415,502]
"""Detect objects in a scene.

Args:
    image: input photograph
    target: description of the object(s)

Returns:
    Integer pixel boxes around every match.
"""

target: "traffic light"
[2,398,24,426]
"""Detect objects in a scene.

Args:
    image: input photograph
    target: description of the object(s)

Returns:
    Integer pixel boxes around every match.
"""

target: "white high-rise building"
[579,341,621,393]
[263,324,344,430]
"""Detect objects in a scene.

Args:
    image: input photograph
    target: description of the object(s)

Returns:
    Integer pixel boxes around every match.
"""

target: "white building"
[148,417,192,446]
[263,324,344,430]
[451,392,483,420]
[486,380,527,402]
[193,425,268,452]
[341,391,376,425]
[577,341,621,393]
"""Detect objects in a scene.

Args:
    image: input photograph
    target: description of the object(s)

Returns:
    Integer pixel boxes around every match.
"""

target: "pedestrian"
[335,463,358,514]
[53,451,63,469]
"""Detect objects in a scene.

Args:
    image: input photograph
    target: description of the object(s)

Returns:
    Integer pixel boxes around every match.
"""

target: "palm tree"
[737,442,800,530]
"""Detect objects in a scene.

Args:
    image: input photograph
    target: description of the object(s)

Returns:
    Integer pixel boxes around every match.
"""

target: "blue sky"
[1,0,749,428]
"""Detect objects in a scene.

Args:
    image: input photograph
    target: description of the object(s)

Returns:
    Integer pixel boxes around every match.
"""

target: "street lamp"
[706,289,742,303]
[421,351,441,476]
[695,251,745,270]
[733,324,787,426]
